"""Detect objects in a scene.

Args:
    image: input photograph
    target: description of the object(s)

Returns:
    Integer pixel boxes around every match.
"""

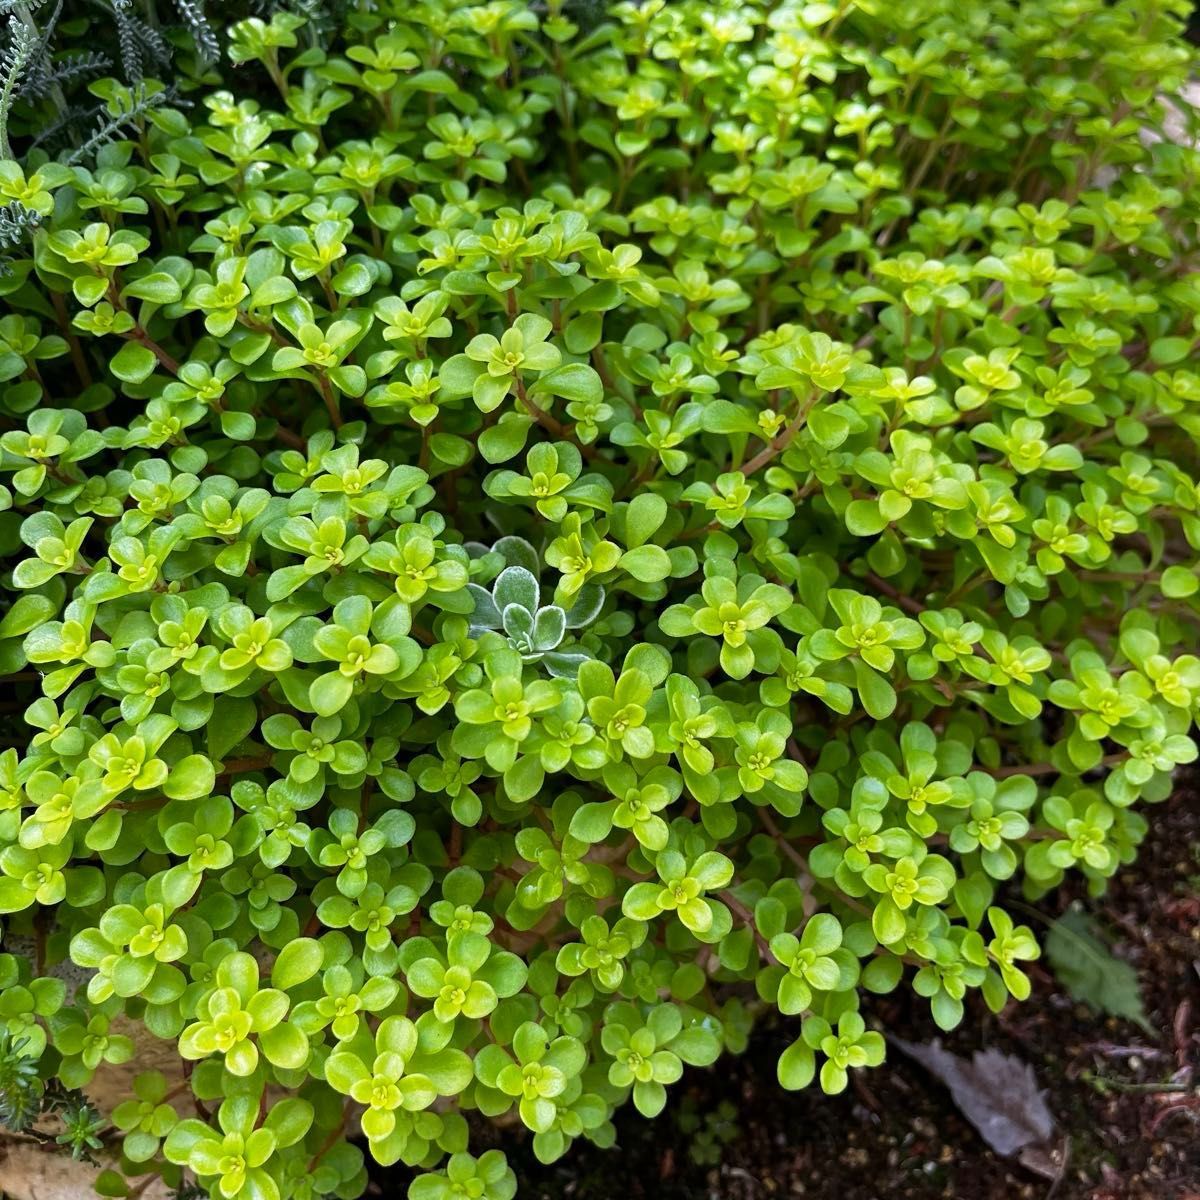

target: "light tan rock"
[0,1139,172,1200]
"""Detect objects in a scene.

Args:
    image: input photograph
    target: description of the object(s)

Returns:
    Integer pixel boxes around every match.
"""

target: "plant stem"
[742,389,817,475]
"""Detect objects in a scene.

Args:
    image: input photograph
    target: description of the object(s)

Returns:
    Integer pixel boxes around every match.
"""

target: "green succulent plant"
[0,1,1197,1198]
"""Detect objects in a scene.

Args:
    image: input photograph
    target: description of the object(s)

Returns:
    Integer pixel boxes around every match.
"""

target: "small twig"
[1088,1077,1195,1094]
[988,752,1128,779]
[306,1107,350,1172]
[719,889,770,958]
[741,390,816,476]
[864,571,924,615]
[316,371,342,428]
[514,375,596,460]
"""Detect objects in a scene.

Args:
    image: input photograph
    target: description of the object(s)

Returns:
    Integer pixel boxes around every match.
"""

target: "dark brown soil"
[381,786,1200,1200]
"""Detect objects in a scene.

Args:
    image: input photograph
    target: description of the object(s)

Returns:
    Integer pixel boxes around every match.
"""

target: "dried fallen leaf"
[890,1036,1055,1158]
